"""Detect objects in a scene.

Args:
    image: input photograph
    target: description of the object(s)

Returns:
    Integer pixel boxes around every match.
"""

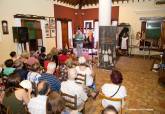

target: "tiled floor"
[85,56,165,114]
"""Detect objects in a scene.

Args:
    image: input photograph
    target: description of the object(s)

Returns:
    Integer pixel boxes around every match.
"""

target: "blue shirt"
[38,73,61,92]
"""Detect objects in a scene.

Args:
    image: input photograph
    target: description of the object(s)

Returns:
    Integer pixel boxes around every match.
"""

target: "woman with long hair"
[46,92,65,114]
[2,73,32,114]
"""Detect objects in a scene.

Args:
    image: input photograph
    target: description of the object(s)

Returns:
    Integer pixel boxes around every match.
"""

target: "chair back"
[75,73,86,85]
[99,92,124,114]
[61,92,77,110]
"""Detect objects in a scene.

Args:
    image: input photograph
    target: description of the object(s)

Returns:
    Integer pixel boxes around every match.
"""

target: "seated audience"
[61,68,88,111]
[58,49,69,65]
[101,70,127,111]
[27,51,39,67]
[49,47,59,66]
[101,105,118,114]
[19,51,30,64]
[39,62,61,92]
[28,81,50,114]
[44,54,53,70]
[75,56,94,87]
[9,51,18,61]
[46,92,65,114]
[27,63,41,84]
[3,59,15,76]
[13,60,28,81]
[38,46,46,67]
[2,74,32,114]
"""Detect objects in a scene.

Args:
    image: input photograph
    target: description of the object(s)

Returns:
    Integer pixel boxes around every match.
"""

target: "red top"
[44,60,50,70]
[58,54,68,64]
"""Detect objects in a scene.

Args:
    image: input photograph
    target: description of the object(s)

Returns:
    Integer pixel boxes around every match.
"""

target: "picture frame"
[45,17,49,29]
[50,29,56,37]
[2,20,9,34]
[45,29,50,38]
[49,17,55,28]
[84,20,93,29]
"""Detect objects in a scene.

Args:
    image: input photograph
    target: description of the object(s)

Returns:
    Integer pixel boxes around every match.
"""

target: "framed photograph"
[45,17,49,29]
[84,20,93,29]
[49,17,55,28]
[2,20,9,34]
[45,29,50,38]
[50,29,56,37]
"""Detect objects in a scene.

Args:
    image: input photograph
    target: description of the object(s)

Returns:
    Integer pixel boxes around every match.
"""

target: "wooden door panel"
[61,21,69,49]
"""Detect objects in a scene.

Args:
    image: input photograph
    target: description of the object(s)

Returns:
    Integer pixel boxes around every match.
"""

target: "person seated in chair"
[101,70,127,111]
[28,81,50,114]
[101,105,118,114]
[61,68,88,111]
[3,59,15,76]
[39,62,61,92]
[13,60,28,81]
[9,51,18,62]
[2,74,32,114]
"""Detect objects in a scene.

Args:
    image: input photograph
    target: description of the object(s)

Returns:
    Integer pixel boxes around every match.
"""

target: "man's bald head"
[37,81,50,95]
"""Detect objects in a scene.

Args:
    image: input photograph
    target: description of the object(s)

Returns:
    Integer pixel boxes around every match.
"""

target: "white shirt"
[61,80,88,107]
[28,95,47,114]
[75,66,93,86]
[27,71,41,84]
[101,83,127,111]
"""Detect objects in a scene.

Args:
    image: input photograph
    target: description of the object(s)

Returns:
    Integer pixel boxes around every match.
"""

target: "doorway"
[61,21,69,49]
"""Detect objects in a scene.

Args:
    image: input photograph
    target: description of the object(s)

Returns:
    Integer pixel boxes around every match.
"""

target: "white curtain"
[57,21,62,49]
[68,21,73,48]
[40,20,46,47]
[94,21,99,48]
[14,18,27,55]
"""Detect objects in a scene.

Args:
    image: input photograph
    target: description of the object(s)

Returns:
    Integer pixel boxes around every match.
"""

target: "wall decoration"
[45,17,49,29]
[50,29,56,37]
[2,20,9,34]
[45,17,55,38]
[84,20,93,29]
[49,17,55,28]
[45,29,50,38]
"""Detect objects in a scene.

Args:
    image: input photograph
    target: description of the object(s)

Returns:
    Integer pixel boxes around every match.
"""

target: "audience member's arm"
[22,89,32,104]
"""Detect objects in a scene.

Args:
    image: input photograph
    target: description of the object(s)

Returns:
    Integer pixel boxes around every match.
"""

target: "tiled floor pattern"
[85,56,165,114]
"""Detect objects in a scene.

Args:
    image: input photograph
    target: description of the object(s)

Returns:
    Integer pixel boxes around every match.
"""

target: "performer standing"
[75,29,84,57]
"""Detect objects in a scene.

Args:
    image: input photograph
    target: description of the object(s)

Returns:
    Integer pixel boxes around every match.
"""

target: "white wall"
[0,0,55,64]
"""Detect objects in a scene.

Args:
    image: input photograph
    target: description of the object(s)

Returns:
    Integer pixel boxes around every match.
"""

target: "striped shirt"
[38,73,61,92]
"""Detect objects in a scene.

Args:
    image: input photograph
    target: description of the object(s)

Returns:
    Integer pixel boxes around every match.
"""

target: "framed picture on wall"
[84,20,93,29]
[49,17,55,28]
[45,17,50,30]
[50,29,56,37]
[2,20,9,34]
[45,29,50,38]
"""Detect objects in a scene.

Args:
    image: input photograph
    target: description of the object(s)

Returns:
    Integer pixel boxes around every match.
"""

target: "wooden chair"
[60,92,85,114]
[99,92,125,114]
[75,73,86,85]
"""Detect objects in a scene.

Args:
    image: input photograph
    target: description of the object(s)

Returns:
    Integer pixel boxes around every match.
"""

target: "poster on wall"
[49,17,55,28]
[50,29,56,37]
[45,17,49,29]
[84,20,93,29]
[1,20,9,34]
[45,29,50,38]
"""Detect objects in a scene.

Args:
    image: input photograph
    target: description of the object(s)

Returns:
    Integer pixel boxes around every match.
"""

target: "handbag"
[110,85,121,97]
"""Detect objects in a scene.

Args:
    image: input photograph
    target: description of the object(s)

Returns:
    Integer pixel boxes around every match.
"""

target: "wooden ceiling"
[54,0,134,9]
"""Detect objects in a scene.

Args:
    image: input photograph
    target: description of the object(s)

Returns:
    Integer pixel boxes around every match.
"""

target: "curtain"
[14,18,27,55]
[68,21,73,48]
[94,21,99,48]
[57,21,62,49]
